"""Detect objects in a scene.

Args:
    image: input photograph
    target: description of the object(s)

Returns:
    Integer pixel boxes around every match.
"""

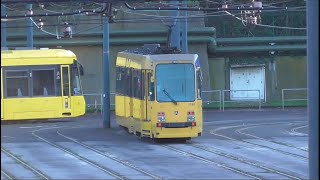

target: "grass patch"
[203,100,307,109]
[86,100,307,112]
[86,106,115,113]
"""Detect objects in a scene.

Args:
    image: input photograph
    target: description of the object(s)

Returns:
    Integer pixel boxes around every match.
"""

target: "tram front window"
[156,64,195,102]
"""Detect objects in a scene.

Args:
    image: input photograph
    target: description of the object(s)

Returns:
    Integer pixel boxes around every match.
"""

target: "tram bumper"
[152,122,199,138]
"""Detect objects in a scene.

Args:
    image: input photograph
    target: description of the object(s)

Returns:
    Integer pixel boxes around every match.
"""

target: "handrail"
[222,89,261,111]
[84,88,307,112]
[201,90,222,111]
[83,93,115,114]
[281,88,307,110]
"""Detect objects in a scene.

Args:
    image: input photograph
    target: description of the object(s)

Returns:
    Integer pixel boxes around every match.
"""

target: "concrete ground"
[1,107,308,179]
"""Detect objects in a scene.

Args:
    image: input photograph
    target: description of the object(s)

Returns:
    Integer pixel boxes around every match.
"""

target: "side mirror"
[79,65,84,76]
[72,60,84,76]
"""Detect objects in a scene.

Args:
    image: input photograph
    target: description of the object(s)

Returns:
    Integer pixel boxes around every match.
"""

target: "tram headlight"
[187,111,195,121]
[157,112,166,122]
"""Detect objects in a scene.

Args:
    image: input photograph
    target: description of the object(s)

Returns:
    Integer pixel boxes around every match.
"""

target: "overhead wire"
[1,1,306,33]
[223,10,306,30]
[30,17,59,36]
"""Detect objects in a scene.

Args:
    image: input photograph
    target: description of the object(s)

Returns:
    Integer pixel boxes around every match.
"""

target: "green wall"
[208,55,307,103]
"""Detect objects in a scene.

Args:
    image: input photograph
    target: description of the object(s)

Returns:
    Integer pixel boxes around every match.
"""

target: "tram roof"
[118,51,198,62]
[117,51,198,69]
[1,49,77,66]
[1,49,76,59]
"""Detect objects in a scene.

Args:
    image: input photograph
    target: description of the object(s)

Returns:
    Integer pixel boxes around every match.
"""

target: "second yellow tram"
[115,46,203,140]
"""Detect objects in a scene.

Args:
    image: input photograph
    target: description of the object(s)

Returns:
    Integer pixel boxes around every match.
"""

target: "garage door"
[230,66,265,100]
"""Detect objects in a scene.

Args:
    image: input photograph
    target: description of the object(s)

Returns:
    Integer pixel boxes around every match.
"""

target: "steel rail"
[187,143,303,180]
[161,144,262,180]
[1,147,50,180]
[291,125,308,137]
[31,127,125,180]
[210,121,308,160]
[56,127,162,180]
[1,169,14,180]
[236,124,308,152]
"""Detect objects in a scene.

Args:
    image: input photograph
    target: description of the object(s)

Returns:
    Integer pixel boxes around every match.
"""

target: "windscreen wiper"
[163,89,177,105]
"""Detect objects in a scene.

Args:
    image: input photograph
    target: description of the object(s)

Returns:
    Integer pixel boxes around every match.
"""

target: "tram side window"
[5,70,29,98]
[55,69,62,96]
[116,67,121,94]
[141,71,145,100]
[62,67,70,96]
[148,72,154,101]
[71,66,82,95]
[116,67,126,95]
[32,70,55,96]
[196,69,202,99]
[126,68,132,97]
[133,70,142,99]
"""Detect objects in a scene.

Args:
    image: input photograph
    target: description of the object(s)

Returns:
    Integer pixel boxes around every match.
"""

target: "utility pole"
[170,1,180,48]
[102,5,111,128]
[26,4,33,48]
[181,0,188,53]
[307,0,319,179]
[1,4,6,47]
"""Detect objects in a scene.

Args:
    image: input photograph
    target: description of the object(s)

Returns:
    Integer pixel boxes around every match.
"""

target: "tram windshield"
[71,62,83,95]
[156,63,195,102]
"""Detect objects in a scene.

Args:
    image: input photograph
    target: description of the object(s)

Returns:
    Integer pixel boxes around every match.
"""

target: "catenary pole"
[170,1,180,48]
[102,14,110,128]
[181,0,188,53]
[26,4,33,48]
[307,0,319,179]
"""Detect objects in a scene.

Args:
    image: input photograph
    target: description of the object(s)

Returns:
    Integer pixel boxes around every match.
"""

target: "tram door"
[61,65,71,115]
[146,71,154,121]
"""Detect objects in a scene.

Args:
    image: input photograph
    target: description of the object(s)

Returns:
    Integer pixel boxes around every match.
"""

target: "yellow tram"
[115,46,203,140]
[1,49,86,121]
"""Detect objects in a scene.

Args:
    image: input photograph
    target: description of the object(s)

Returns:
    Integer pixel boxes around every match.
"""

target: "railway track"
[235,123,308,151]
[185,143,303,180]
[31,127,125,180]
[210,121,308,160]
[290,125,308,137]
[56,126,162,180]
[1,147,50,180]
[1,169,14,180]
[160,144,263,180]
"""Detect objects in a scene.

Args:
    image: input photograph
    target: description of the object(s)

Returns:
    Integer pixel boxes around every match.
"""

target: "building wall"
[275,56,307,100]
[208,55,307,103]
